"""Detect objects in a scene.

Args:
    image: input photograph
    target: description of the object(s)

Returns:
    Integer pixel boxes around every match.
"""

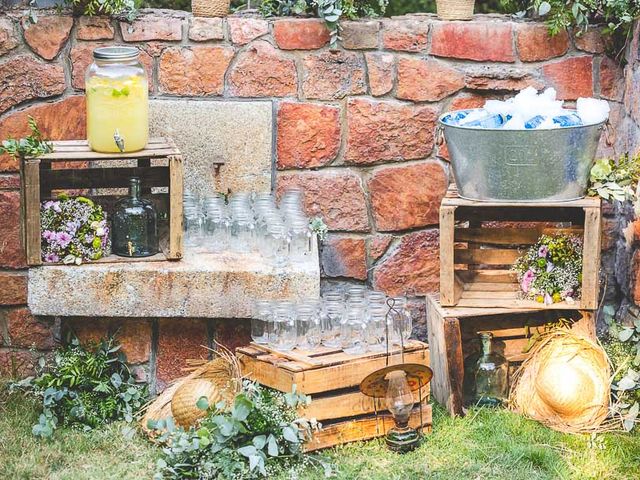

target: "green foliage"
[150,381,332,479]
[603,305,640,431]
[533,0,640,51]
[0,116,53,161]
[65,0,137,19]
[259,0,388,45]
[589,154,640,202]
[309,216,328,242]
[11,336,147,438]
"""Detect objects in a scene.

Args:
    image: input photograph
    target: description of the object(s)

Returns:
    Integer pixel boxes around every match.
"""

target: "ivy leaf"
[267,434,279,456]
[238,445,257,458]
[196,396,209,411]
[282,425,300,443]
[538,1,551,15]
[619,328,635,342]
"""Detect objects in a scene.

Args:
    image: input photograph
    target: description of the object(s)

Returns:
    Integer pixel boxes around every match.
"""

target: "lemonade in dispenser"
[86,46,148,153]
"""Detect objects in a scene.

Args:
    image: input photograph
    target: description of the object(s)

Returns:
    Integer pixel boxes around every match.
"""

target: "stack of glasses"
[251,287,414,354]
[182,188,313,266]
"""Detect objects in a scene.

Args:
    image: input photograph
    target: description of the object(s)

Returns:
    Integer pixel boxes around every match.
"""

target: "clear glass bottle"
[229,210,255,254]
[183,205,203,248]
[112,177,158,257]
[321,298,344,348]
[266,223,289,268]
[342,298,367,355]
[366,304,387,352]
[474,332,509,407]
[288,216,312,264]
[203,201,228,253]
[86,46,148,153]
[390,297,413,347]
[295,303,321,350]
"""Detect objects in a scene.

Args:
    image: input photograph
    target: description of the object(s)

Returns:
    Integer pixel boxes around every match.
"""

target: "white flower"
[95,227,106,237]
[90,221,100,230]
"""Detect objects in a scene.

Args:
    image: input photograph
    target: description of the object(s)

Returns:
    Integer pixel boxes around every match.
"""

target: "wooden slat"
[238,346,429,395]
[581,205,601,309]
[439,205,457,305]
[301,389,429,422]
[426,296,464,416]
[426,294,537,318]
[23,159,42,266]
[34,138,180,161]
[456,270,516,283]
[250,340,425,368]
[168,155,183,260]
[454,227,584,246]
[304,404,432,452]
[40,166,169,190]
[444,185,600,208]
[454,294,584,310]
[454,206,585,223]
[454,248,522,265]
[463,282,520,292]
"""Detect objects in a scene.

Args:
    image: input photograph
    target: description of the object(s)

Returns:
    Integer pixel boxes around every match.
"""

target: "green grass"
[2,385,639,480]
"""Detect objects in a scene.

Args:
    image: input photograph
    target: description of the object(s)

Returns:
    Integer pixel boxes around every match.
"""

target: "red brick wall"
[0,10,627,385]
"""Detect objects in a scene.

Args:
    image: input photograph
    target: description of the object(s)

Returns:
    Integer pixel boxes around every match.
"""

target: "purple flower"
[66,221,78,234]
[43,252,59,263]
[55,231,72,248]
[538,245,549,258]
[521,269,535,293]
[44,200,62,213]
[85,233,95,243]
[42,230,56,242]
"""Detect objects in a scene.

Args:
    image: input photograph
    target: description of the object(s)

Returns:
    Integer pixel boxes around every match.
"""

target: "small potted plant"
[436,0,475,20]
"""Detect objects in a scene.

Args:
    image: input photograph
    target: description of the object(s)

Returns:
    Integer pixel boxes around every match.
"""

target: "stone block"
[273,19,330,50]
[365,52,394,97]
[431,21,515,62]
[276,102,341,169]
[22,15,73,60]
[215,320,251,354]
[227,40,297,97]
[0,271,27,305]
[321,236,367,280]
[382,19,429,52]
[28,248,320,318]
[373,229,440,296]
[369,234,393,262]
[397,58,464,102]
[159,46,233,96]
[120,15,183,42]
[0,55,65,114]
[369,161,448,231]
[0,18,18,57]
[516,24,569,62]
[2,307,56,349]
[302,50,366,100]
[188,17,224,41]
[345,98,437,165]
[277,171,370,232]
[228,17,269,45]
[77,16,115,40]
[0,191,24,269]
[574,27,606,54]
[157,318,209,383]
[542,56,593,100]
[340,20,379,50]
[149,99,272,197]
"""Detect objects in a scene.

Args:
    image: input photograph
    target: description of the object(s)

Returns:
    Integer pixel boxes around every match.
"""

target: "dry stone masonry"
[0,9,634,389]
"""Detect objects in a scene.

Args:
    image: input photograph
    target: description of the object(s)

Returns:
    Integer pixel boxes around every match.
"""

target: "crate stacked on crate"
[429,185,601,415]
[21,138,184,265]
[236,341,432,451]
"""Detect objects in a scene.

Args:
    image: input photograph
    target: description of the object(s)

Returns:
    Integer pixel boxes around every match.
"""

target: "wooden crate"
[21,138,184,266]
[236,342,432,451]
[426,294,596,416]
[440,185,602,310]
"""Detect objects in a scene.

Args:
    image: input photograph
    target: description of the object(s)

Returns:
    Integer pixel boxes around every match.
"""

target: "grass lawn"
[2,385,639,480]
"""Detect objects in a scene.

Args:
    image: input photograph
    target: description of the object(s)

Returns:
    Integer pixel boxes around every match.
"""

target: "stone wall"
[0,9,627,389]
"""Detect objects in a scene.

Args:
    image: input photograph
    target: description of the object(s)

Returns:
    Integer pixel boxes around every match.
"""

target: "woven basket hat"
[510,330,610,433]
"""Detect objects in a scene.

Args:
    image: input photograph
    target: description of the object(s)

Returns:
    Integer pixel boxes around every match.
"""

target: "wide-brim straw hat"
[141,348,241,436]
[510,330,610,433]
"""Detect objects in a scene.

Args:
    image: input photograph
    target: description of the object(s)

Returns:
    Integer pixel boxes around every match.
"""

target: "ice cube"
[576,98,610,125]
[458,109,490,125]
[540,88,557,102]
[502,115,526,130]
[484,100,513,116]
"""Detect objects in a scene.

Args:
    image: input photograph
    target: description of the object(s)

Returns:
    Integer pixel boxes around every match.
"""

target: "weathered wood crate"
[440,185,602,310]
[236,341,432,451]
[21,138,184,265]
[426,294,596,416]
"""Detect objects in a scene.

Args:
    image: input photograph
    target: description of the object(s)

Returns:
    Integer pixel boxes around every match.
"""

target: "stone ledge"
[28,247,320,318]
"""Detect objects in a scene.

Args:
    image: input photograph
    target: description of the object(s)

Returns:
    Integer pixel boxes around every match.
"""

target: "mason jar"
[251,300,272,345]
[288,216,312,264]
[271,303,296,352]
[86,46,148,153]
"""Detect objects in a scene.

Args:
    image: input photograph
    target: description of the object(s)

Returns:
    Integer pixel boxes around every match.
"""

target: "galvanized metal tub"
[439,109,606,202]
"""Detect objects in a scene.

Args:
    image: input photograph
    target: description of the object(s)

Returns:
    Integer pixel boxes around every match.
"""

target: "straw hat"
[142,348,241,435]
[510,330,610,433]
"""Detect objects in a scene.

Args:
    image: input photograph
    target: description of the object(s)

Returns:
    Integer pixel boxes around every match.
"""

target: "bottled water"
[524,115,545,129]
[552,114,582,127]
[462,113,510,129]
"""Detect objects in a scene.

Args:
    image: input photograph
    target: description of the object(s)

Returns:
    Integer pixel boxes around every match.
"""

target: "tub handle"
[435,124,445,146]
[603,120,615,148]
